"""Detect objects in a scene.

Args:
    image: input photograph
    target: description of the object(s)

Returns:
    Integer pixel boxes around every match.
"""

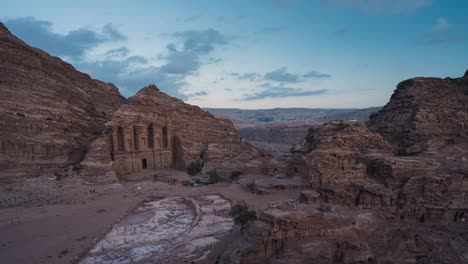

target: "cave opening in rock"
[418,214,425,223]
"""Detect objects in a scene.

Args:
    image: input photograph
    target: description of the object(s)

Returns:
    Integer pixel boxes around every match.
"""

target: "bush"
[230,171,242,181]
[208,170,221,183]
[231,201,257,235]
[186,160,203,176]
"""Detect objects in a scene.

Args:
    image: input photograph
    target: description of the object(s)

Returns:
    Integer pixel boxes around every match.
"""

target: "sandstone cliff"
[289,72,468,224]
[368,74,468,155]
[0,22,125,183]
[240,201,468,264]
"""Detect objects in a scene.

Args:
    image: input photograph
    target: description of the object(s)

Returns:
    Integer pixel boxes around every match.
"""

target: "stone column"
[112,126,119,152]
[123,127,134,152]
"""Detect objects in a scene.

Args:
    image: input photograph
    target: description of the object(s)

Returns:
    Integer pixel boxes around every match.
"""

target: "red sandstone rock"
[80,84,274,182]
[0,22,125,184]
[368,75,468,155]
[289,73,468,224]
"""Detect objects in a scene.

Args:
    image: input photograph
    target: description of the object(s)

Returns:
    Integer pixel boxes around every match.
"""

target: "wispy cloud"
[5,17,227,100]
[303,71,331,79]
[105,46,129,57]
[4,17,126,60]
[243,83,327,100]
[229,72,261,81]
[420,17,462,44]
[184,14,202,23]
[265,67,300,83]
[321,0,433,14]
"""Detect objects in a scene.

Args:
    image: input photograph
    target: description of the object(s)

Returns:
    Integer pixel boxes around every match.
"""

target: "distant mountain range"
[205,107,382,158]
[205,107,382,128]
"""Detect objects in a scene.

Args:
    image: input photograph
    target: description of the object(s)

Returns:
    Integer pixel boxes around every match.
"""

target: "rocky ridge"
[288,73,468,223]
[0,22,125,184]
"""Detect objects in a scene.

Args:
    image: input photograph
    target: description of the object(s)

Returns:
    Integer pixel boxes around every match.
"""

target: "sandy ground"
[0,170,302,264]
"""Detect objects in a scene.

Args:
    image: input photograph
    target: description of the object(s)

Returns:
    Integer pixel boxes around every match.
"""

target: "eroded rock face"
[0,22,125,184]
[241,202,468,264]
[290,121,392,187]
[289,73,468,224]
[368,75,468,155]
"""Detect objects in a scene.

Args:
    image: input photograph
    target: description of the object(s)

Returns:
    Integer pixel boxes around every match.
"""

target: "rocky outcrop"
[241,201,468,264]
[0,22,125,184]
[80,84,273,182]
[368,75,468,155]
[289,73,468,224]
[290,120,392,187]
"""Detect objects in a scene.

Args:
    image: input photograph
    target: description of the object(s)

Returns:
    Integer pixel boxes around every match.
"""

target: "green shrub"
[186,160,203,176]
[231,201,257,235]
[208,170,221,183]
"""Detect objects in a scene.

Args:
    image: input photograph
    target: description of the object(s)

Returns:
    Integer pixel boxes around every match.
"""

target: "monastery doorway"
[142,158,148,169]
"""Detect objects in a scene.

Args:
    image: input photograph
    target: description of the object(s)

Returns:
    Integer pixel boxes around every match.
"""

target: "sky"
[1,0,467,109]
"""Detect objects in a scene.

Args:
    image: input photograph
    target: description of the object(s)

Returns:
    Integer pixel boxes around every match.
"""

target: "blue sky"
[1,0,467,108]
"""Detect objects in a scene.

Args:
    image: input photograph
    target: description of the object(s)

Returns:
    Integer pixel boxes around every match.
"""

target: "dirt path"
[0,171,301,264]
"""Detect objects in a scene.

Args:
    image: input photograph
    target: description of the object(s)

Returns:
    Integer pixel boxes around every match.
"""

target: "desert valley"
[1,2,468,264]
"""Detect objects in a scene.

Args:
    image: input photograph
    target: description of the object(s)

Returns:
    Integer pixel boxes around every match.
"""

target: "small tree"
[231,201,257,235]
[208,170,221,183]
[186,160,203,176]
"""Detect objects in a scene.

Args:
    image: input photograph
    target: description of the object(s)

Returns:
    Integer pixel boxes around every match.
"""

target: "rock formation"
[0,22,269,184]
[289,73,468,224]
[368,74,468,155]
[0,22,125,184]
[80,84,272,183]
[240,201,468,264]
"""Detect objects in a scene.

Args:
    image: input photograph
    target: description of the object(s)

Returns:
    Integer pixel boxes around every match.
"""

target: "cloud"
[420,17,462,44]
[322,0,432,14]
[265,67,300,83]
[184,15,202,23]
[4,17,227,100]
[243,83,327,100]
[207,57,223,64]
[4,17,126,60]
[81,28,229,99]
[75,58,190,99]
[185,91,208,97]
[303,70,332,78]
[160,50,200,74]
[156,28,229,77]
[172,28,228,54]
[106,46,130,57]
[229,72,261,81]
